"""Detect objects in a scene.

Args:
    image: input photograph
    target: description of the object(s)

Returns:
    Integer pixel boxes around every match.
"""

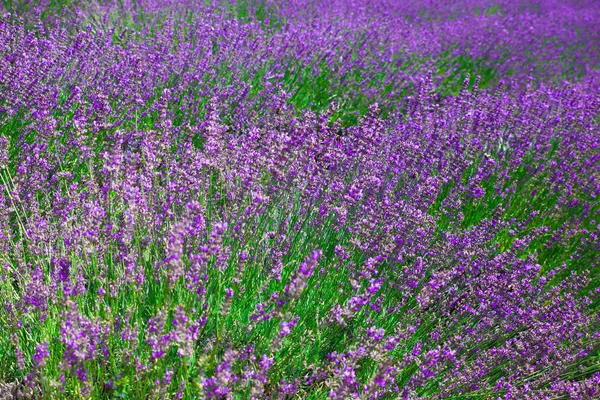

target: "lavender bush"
[0,0,599,398]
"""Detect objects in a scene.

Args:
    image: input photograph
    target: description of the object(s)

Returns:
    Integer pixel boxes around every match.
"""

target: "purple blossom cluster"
[0,0,598,399]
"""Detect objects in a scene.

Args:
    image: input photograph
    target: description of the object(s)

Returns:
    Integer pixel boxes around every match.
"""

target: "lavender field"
[0,0,599,398]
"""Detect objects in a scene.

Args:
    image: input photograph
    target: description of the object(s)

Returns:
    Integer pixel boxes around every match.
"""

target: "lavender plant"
[0,0,599,399]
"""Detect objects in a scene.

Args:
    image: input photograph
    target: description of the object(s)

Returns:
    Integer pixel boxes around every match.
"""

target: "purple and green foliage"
[0,0,599,398]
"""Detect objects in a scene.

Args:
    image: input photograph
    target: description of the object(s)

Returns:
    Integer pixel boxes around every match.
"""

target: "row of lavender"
[0,0,599,398]
[2,0,599,125]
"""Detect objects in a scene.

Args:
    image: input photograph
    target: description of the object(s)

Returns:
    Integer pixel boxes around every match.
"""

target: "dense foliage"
[0,0,599,398]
